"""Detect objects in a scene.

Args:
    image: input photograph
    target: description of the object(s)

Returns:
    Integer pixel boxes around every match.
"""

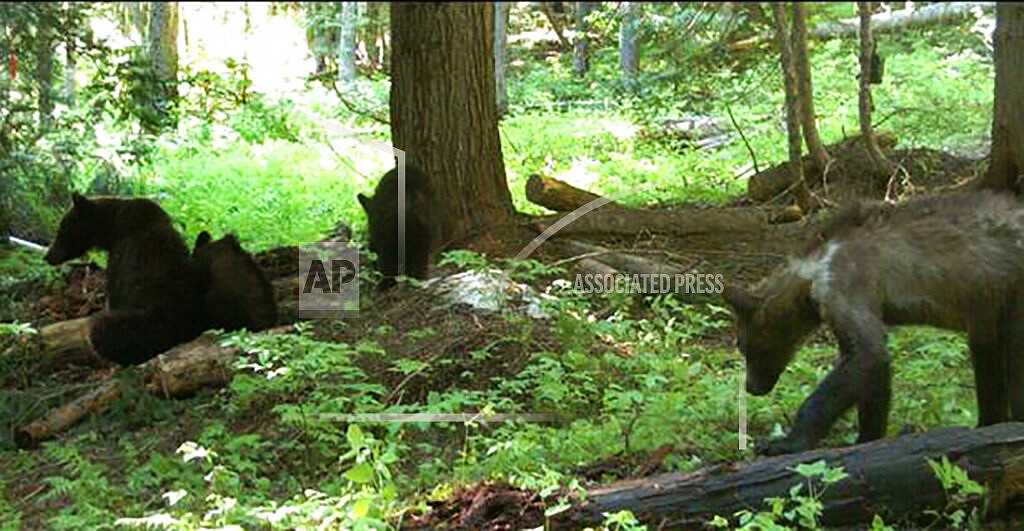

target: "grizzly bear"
[192,231,277,332]
[357,165,436,288]
[44,193,203,365]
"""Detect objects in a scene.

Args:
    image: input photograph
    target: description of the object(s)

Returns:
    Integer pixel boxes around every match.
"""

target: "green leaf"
[346,424,365,449]
[345,463,374,484]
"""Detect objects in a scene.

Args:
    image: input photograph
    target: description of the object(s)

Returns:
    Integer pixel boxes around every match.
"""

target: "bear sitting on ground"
[192,231,277,332]
[357,165,437,288]
[44,193,204,365]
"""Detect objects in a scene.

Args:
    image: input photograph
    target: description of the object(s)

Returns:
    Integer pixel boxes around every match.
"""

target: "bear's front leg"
[760,311,890,456]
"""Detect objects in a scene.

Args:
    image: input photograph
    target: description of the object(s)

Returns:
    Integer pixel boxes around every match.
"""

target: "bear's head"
[45,193,99,266]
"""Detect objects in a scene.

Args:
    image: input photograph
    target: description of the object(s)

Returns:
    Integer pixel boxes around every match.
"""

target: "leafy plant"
[925,456,985,529]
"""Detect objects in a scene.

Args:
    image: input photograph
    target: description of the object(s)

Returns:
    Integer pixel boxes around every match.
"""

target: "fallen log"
[531,204,810,239]
[14,375,122,449]
[16,321,294,448]
[525,174,621,213]
[37,316,104,369]
[437,423,1024,529]
[728,2,994,53]
[747,133,897,203]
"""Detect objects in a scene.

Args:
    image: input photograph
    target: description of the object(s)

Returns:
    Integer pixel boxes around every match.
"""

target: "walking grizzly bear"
[723,190,1024,455]
[44,193,204,365]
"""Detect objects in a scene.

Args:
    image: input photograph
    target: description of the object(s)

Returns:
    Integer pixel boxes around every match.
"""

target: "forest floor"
[0,138,989,528]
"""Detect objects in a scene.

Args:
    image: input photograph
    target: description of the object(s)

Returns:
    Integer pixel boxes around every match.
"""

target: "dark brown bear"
[44,193,204,365]
[357,165,437,288]
[192,231,277,332]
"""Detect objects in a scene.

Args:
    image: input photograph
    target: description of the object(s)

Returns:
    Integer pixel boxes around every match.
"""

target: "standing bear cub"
[357,165,437,288]
[45,193,204,365]
[723,190,1024,456]
[192,231,277,332]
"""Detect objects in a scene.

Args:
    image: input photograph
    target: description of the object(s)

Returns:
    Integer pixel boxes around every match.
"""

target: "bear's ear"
[71,192,86,207]
[722,285,761,315]
[195,231,212,249]
[357,193,371,210]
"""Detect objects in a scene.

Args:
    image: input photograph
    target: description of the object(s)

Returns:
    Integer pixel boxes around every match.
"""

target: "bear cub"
[44,193,204,365]
[192,231,277,332]
[357,165,437,288]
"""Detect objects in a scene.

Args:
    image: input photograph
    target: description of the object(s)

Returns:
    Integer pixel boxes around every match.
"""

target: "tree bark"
[773,3,813,212]
[791,2,829,173]
[980,3,1024,194]
[148,1,179,130]
[494,1,511,117]
[619,2,640,81]
[858,2,895,178]
[337,1,358,84]
[572,2,595,78]
[390,3,515,247]
[416,423,1024,529]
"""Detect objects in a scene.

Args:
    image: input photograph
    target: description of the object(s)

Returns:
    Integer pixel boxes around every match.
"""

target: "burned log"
[433,423,1024,529]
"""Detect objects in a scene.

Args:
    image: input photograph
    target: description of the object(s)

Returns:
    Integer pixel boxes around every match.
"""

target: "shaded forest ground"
[0,135,988,528]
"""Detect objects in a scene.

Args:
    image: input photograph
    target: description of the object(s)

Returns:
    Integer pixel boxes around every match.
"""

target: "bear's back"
[193,234,277,331]
[102,198,200,315]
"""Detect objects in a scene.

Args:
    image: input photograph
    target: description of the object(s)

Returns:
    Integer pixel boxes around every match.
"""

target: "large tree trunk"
[572,2,595,78]
[148,1,179,130]
[390,3,515,247]
[494,1,511,117]
[791,2,829,173]
[772,3,813,212]
[337,1,358,85]
[416,423,1024,529]
[980,3,1024,194]
[858,2,894,178]
[618,2,640,81]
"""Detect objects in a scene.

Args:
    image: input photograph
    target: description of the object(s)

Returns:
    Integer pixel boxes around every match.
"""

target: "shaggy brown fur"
[724,190,1024,455]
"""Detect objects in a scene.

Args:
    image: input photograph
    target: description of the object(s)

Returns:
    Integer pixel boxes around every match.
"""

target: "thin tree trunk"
[791,2,829,172]
[148,1,179,130]
[572,2,594,78]
[35,20,54,130]
[494,2,511,118]
[619,2,640,81]
[981,3,1024,194]
[368,2,388,71]
[772,3,812,212]
[390,3,515,246]
[858,2,894,177]
[338,1,358,84]
[64,7,77,107]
